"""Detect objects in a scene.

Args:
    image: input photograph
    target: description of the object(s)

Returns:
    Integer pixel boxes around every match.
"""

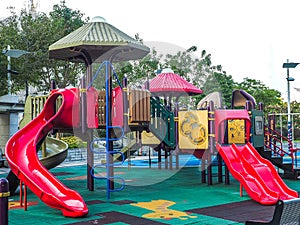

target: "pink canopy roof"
[149,70,203,97]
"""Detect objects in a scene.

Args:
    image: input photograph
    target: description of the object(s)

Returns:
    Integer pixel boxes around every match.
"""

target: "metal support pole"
[122,77,130,133]
[174,102,179,169]
[286,59,293,151]
[201,156,206,183]
[81,77,87,134]
[217,153,222,183]
[207,100,215,185]
[106,61,114,193]
[82,76,94,191]
[157,144,162,170]
[164,148,168,169]
[225,164,230,185]
[50,80,57,136]
[7,45,11,95]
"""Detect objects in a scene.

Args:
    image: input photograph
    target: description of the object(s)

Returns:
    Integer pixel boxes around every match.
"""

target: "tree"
[163,49,233,108]
[198,71,236,108]
[0,13,20,95]
[112,46,232,109]
[234,77,283,115]
[110,47,162,89]
[0,1,88,96]
[126,48,162,87]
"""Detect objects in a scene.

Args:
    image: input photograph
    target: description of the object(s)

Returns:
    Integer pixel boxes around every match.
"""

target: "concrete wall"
[0,114,9,149]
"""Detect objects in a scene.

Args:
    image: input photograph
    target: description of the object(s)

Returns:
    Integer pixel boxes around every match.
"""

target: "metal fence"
[268,113,300,143]
[62,148,105,165]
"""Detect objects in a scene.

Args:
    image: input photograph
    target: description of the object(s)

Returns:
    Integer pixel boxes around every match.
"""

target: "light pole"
[2,45,31,95]
[283,60,299,150]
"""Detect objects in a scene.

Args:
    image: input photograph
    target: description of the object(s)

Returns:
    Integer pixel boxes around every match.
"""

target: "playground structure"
[4,16,300,218]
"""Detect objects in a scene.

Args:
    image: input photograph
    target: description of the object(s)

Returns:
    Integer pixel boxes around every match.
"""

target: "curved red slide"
[5,88,88,217]
[216,142,298,205]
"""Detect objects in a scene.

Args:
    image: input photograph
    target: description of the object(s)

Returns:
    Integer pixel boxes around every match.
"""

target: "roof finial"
[161,68,174,73]
[91,16,106,23]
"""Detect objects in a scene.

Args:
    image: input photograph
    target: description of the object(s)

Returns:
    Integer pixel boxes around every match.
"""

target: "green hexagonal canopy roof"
[49,16,150,63]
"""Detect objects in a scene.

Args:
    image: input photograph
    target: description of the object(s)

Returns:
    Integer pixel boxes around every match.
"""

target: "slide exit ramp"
[216,142,298,205]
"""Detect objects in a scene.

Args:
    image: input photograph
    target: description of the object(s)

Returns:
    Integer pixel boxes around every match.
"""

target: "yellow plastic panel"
[141,131,161,145]
[179,110,208,149]
[227,119,245,144]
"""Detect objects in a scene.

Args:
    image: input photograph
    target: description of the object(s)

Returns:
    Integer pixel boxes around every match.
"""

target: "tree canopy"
[0,1,287,119]
[234,77,283,114]
[113,46,285,115]
[0,0,88,97]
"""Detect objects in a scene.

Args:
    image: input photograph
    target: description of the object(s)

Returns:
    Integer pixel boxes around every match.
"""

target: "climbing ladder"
[88,61,125,199]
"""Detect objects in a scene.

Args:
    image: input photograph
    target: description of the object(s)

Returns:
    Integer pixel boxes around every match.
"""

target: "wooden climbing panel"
[129,89,150,123]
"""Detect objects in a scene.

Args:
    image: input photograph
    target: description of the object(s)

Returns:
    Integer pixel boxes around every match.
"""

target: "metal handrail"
[149,97,175,148]
[264,125,295,169]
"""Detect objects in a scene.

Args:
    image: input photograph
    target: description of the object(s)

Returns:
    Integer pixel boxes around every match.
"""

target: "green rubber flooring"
[4,164,300,225]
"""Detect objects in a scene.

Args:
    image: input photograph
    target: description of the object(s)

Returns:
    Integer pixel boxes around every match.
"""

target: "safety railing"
[264,125,297,168]
[149,97,175,148]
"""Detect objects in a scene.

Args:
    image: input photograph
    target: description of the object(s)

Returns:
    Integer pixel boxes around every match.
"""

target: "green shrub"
[61,136,85,149]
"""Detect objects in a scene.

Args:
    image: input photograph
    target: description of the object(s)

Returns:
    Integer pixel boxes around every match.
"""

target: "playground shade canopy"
[49,16,150,63]
[231,89,256,109]
[149,69,203,97]
[197,91,222,109]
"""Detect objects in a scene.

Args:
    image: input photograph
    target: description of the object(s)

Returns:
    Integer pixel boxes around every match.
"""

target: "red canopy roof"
[149,70,203,97]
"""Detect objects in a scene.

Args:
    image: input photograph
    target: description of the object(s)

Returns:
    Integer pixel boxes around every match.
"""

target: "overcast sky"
[2,0,300,101]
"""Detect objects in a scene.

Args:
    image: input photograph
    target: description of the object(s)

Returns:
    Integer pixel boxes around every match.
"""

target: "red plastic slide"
[5,88,88,217]
[216,142,298,205]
